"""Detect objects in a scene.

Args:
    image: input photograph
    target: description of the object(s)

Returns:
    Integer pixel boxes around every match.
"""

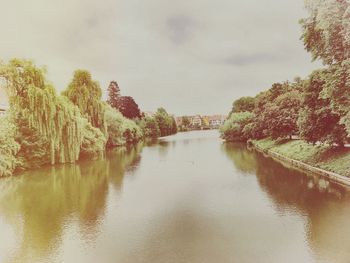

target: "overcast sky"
[0,0,321,115]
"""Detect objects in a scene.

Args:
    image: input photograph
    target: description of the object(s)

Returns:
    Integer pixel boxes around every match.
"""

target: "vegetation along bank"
[0,59,177,177]
[220,0,350,182]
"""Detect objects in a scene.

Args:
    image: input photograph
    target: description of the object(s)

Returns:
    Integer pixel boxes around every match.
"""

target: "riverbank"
[250,139,350,187]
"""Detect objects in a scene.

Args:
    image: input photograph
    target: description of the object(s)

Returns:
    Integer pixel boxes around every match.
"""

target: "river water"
[0,130,349,263]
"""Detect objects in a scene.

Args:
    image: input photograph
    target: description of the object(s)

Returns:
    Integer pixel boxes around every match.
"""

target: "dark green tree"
[107,81,120,109]
[182,116,191,127]
[139,116,160,138]
[229,96,255,116]
[220,112,254,142]
[300,0,350,65]
[297,70,347,146]
[116,96,141,119]
[261,91,302,139]
[154,108,177,136]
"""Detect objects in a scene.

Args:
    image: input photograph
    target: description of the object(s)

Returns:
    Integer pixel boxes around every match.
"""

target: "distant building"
[208,115,226,128]
[0,86,9,116]
[175,117,183,126]
[191,115,202,127]
[175,114,227,130]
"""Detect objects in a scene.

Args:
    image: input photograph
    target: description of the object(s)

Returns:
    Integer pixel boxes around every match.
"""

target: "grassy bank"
[252,139,350,177]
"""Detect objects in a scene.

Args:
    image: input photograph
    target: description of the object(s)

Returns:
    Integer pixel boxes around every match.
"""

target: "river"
[0,130,349,263]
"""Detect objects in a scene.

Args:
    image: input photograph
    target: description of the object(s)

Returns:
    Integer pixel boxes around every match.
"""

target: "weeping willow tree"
[0,115,20,176]
[63,70,107,136]
[0,59,85,165]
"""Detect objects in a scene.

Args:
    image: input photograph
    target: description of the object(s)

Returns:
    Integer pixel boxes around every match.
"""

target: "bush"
[0,115,20,177]
[105,106,126,147]
[80,120,107,159]
[120,119,143,144]
[105,105,142,146]
[15,117,51,169]
[138,116,160,138]
[220,112,255,142]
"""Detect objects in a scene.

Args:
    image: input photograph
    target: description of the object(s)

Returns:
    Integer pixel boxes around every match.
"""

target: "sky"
[0,0,321,115]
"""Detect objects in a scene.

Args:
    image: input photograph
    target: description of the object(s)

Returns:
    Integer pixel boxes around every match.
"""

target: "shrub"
[80,120,107,159]
[0,115,20,176]
[220,112,255,142]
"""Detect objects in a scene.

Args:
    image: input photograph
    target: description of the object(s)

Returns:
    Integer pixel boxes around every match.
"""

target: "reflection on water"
[223,143,258,174]
[0,131,350,263]
[0,143,143,263]
[223,142,350,263]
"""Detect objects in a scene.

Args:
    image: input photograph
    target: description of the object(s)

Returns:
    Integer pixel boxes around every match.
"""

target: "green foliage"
[300,0,350,65]
[80,120,107,159]
[318,60,350,136]
[105,105,143,146]
[182,116,191,127]
[220,112,254,142]
[107,81,120,109]
[245,81,300,139]
[223,71,346,146]
[253,138,350,177]
[15,117,50,169]
[154,108,177,136]
[219,1,350,150]
[138,116,160,138]
[0,59,86,166]
[0,115,20,177]
[263,90,302,139]
[115,96,141,119]
[299,0,350,141]
[178,116,191,132]
[229,96,255,116]
[105,105,126,147]
[0,59,176,176]
[63,70,107,135]
[120,118,143,144]
[297,70,347,145]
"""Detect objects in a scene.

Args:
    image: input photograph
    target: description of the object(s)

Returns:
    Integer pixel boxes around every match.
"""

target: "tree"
[229,96,255,116]
[0,59,88,165]
[251,82,292,138]
[154,108,177,136]
[220,112,255,142]
[297,70,347,145]
[107,81,120,109]
[202,116,210,128]
[116,96,141,119]
[182,116,191,127]
[80,120,107,159]
[105,105,125,147]
[318,61,350,136]
[63,70,107,135]
[261,91,302,139]
[171,116,178,134]
[300,0,350,65]
[139,116,160,138]
[0,115,20,176]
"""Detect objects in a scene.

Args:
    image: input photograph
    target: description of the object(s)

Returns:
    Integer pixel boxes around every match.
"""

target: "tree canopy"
[63,70,107,135]
[116,96,141,119]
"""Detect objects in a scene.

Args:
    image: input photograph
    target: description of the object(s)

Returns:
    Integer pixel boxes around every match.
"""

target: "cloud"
[220,53,282,66]
[0,0,321,115]
[166,15,197,45]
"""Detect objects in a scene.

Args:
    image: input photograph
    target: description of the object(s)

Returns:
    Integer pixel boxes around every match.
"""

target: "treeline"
[221,0,350,146]
[0,59,177,176]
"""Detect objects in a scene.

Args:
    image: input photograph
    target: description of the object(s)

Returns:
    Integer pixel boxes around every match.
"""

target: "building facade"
[208,115,226,128]
[191,115,202,127]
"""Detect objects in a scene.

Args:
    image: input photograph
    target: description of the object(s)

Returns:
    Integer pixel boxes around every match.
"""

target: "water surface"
[0,130,350,263]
